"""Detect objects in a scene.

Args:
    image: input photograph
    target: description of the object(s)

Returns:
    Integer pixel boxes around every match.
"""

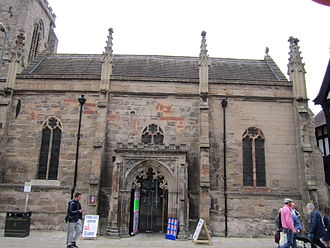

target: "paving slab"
[0,230,275,248]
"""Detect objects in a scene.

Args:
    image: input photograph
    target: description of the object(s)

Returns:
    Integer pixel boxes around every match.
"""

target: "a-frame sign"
[192,219,213,245]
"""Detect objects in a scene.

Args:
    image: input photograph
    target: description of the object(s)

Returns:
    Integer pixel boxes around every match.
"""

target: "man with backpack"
[66,192,84,248]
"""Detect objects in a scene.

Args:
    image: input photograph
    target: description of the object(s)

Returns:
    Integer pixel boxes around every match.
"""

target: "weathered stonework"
[0,0,56,77]
[0,3,328,237]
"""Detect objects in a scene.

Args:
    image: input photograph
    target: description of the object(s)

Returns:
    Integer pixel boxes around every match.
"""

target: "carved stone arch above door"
[107,143,189,238]
[124,159,175,192]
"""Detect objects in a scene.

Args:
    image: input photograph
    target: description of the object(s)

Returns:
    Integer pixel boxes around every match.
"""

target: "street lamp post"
[221,99,228,238]
[71,95,86,199]
[0,22,8,73]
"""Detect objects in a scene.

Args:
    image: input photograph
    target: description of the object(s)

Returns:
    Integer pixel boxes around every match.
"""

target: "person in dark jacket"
[292,205,303,248]
[66,192,84,248]
[321,211,330,248]
[275,208,282,247]
[307,203,326,248]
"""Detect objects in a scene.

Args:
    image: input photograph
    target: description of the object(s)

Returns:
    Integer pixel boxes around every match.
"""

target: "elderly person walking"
[321,211,330,248]
[306,203,326,248]
[280,198,296,248]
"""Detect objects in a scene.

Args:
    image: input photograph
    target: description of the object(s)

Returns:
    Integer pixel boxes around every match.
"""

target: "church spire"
[199,31,209,102]
[199,31,208,58]
[105,28,114,55]
[287,36,307,100]
[101,28,114,93]
[288,36,306,74]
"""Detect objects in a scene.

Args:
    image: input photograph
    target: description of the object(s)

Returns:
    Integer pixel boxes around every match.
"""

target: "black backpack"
[65,200,73,223]
[278,212,283,229]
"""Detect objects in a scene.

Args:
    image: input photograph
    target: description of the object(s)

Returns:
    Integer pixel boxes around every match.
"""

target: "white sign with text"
[82,215,99,238]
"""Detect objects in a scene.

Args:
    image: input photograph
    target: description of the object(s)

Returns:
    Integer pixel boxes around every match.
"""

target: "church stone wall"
[0,78,99,229]
[101,78,301,237]
[104,90,201,219]
[0,76,305,237]
[208,82,301,236]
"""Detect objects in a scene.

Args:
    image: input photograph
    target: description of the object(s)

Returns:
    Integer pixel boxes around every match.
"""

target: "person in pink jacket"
[280,198,296,248]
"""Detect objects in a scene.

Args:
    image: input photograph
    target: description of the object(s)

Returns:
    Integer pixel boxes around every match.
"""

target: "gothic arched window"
[242,127,266,187]
[28,19,44,62]
[37,117,62,180]
[141,124,164,145]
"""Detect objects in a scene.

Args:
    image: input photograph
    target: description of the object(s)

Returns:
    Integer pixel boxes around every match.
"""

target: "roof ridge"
[44,53,269,63]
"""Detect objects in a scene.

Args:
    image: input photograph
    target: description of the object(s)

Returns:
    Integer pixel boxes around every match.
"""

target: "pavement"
[0,230,275,248]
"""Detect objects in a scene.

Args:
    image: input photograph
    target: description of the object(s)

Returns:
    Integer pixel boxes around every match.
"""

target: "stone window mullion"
[45,129,54,180]
[252,137,256,186]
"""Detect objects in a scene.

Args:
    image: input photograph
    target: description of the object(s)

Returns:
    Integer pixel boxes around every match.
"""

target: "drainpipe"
[0,23,8,73]
[221,99,228,237]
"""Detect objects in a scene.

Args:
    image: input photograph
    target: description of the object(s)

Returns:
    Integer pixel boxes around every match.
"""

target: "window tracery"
[141,124,164,144]
[242,127,266,187]
[37,117,62,180]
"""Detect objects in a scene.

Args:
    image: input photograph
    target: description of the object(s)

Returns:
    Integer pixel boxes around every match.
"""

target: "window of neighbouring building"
[315,124,330,185]
[242,127,266,187]
[316,125,329,156]
[37,117,62,180]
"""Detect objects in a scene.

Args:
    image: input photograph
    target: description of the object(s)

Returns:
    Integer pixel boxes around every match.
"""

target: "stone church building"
[0,0,329,238]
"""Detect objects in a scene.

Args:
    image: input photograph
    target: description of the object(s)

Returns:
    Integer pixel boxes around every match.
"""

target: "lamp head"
[221,99,228,108]
[78,95,86,106]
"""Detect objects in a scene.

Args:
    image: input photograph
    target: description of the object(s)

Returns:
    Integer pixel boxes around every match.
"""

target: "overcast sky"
[47,0,330,114]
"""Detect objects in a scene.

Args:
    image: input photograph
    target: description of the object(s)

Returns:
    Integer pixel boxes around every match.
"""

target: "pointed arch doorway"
[107,143,189,238]
[129,167,168,234]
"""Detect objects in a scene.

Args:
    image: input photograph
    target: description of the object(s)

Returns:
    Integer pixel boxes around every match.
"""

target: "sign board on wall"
[24,182,32,193]
[88,194,97,205]
[82,215,99,238]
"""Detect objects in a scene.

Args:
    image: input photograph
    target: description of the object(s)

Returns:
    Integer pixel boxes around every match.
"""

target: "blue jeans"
[280,229,294,248]
[292,233,298,248]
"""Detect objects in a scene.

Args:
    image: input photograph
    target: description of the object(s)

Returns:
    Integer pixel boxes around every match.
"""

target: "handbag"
[275,231,280,243]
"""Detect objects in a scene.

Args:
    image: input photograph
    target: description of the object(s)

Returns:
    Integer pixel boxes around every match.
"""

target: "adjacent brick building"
[0,0,328,238]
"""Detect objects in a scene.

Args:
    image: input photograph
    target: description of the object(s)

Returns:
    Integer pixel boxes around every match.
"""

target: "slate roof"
[22,54,288,81]
[314,110,326,128]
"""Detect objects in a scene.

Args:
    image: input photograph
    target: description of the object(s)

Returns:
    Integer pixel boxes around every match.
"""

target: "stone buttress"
[88,28,114,215]
[198,31,211,223]
[288,36,329,211]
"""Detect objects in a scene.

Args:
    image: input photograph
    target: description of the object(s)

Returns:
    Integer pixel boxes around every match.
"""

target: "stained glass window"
[242,127,266,187]
[37,117,62,180]
[142,124,164,145]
